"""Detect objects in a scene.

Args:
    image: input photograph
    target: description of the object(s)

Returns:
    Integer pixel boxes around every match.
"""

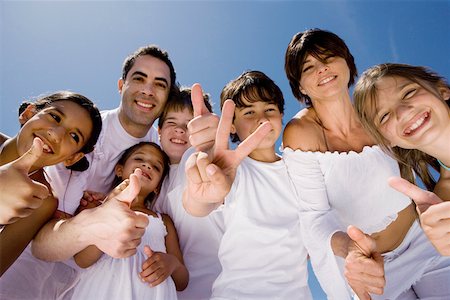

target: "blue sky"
[1,1,449,298]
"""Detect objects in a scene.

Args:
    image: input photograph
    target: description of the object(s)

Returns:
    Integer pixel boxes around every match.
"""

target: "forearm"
[74,245,103,268]
[171,258,189,291]
[32,209,94,261]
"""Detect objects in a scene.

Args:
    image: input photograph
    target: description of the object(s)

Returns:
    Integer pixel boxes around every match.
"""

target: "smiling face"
[159,108,192,164]
[17,100,93,168]
[299,54,351,101]
[232,98,283,156]
[374,75,450,149]
[118,55,171,137]
[115,144,166,197]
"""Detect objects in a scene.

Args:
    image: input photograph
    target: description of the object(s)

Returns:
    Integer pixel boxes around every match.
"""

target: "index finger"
[234,121,272,161]
[388,177,442,213]
[192,83,209,117]
[215,99,235,151]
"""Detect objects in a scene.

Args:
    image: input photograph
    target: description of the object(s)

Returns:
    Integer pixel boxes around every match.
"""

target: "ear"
[438,86,450,101]
[299,85,307,95]
[114,164,123,178]
[230,123,237,135]
[118,78,124,94]
[19,104,37,125]
[63,152,85,167]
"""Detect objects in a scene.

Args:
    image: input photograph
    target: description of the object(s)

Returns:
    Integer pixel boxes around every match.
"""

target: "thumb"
[115,169,142,207]
[143,245,154,258]
[388,177,442,214]
[14,137,44,173]
[191,83,209,117]
[347,225,376,257]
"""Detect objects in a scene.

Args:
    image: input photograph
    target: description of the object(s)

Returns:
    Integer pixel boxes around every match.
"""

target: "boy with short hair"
[155,86,223,300]
[183,70,312,299]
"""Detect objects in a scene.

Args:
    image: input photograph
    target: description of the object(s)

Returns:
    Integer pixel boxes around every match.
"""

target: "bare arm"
[0,193,57,276]
[32,171,149,261]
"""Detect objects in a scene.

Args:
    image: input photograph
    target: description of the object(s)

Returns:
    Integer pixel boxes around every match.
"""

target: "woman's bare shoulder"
[283,108,324,152]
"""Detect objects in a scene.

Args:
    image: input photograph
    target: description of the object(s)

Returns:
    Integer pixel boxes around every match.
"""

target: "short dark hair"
[158,86,212,129]
[220,70,284,142]
[285,28,357,105]
[122,45,177,101]
[19,91,102,172]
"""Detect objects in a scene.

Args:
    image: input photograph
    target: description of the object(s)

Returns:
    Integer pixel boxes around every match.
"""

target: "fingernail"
[206,165,216,176]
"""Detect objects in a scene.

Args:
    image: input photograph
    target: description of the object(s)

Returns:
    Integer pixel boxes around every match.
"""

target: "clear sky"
[1,1,449,298]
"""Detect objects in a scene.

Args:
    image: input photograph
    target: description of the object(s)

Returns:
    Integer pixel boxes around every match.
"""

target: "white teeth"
[170,138,186,145]
[136,101,154,108]
[42,144,52,153]
[319,76,335,85]
[404,112,428,134]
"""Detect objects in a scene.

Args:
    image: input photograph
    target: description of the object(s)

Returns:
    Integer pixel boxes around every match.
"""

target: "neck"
[249,148,279,163]
[421,125,450,167]
[311,91,360,135]
[118,108,155,138]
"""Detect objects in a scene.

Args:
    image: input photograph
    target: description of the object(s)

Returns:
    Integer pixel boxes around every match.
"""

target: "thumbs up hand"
[389,177,450,256]
[0,137,50,224]
[344,226,385,300]
[80,169,149,258]
[187,83,219,152]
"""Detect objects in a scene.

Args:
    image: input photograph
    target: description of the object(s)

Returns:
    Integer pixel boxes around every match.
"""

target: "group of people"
[0,28,449,300]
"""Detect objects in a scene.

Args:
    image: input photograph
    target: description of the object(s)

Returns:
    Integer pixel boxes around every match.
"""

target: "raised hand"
[0,137,49,224]
[344,225,385,300]
[389,177,450,256]
[80,169,149,258]
[140,245,180,287]
[183,99,272,216]
[187,83,219,152]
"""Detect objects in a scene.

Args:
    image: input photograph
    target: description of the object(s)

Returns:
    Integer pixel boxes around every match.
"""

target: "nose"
[141,82,154,96]
[174,125,186,134]
[395,103,412,120]
[317,62,329,74]
[47,126,65,143]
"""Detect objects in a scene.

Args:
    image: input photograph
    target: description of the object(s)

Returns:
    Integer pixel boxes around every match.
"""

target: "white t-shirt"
[154,148,224,300]
[211,156,312,300]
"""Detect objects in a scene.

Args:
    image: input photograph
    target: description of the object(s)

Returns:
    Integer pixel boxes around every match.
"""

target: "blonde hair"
[354,63,450,190]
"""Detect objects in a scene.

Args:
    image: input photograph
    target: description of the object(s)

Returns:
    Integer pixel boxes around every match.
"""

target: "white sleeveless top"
[69,213,177,300]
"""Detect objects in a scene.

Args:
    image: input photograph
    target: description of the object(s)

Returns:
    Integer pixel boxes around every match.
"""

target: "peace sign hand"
[183,99,272,217]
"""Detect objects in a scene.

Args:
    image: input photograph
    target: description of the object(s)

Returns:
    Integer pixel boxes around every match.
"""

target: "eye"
[324,55,335,62]
[243,110,254,116]
[379,111,390,125]
[403,88,417,100]
[155,81,168,89]
[133,76,144,82]
[134,157,143,162]
[49,112,61,123]
[70,132,80,143]
[302,65,312,73]
[153,165,161,172]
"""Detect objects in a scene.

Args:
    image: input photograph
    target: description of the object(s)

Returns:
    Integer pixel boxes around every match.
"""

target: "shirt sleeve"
[283,148,352,299]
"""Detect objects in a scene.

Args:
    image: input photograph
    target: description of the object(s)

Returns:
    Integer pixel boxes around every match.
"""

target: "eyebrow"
[131,71,169,86]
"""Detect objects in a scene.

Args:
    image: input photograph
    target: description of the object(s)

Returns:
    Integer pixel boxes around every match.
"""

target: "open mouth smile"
[402,111,430,136]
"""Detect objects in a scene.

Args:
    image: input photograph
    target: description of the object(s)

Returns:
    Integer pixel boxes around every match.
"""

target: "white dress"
[211,156,312,300]
[154,148,224,300]
[68,214,177,300]
[283,146,450,299]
